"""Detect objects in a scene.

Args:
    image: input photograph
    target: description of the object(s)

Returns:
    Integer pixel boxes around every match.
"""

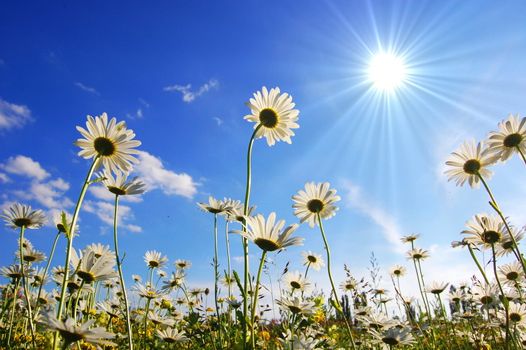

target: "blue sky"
[1,0,526,296]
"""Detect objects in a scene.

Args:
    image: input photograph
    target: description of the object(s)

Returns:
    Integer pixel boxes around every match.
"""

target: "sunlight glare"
[368,53,407,92]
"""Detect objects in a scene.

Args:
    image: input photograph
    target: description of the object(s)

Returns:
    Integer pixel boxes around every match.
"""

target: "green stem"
[467,243,490,285]
[54,157,98,350]
[6,278,21,347]
[213,213,222,347]
[516,146,526,165]
[19,226,37,350]
[35,231,61,313]
[250,251,267,349]
[242,124,262,350]
[478,174,526,277]
[73,280,85,319]
[491,243,510,350]
[225,221,232,300]
[113,194,134,350]
[317,213,356,350]
[143,298,151,349]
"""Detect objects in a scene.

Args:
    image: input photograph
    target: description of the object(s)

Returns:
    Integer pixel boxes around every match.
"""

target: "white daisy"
[144,250,168,269]
[75,112,141,173]
[444,140,499,188]
[233,212,303,252]
[244,86,299,146]
[487,114,526,161]
[301,251,325,271]
[292,182,341,228]
[2,203,46,230]
[100,168,146,196]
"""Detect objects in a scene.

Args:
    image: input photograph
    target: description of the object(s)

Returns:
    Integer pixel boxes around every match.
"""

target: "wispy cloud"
[1,155,50,180]
[0,98,33,131]
[213,117,224,126]
[341,179,405,254]
[83,200,142,233]
[74,82,100,95]
[126,108,143,120]
[135,151,198,199]
[164,79,218,103]
[138,98,150,108]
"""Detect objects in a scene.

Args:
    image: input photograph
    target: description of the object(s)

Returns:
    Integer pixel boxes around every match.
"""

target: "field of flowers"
[1,86,525,349]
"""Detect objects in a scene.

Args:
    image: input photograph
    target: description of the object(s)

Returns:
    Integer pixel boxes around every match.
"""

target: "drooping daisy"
[52,211,76,235]
[292,182,341,228]
[400,234,420,244]
[233,212,303,252]
[144,250,168,269]
[371,327,415,346]
[75,112,141,173]
[100,168,146,196]
[2,203,46,230]
[197,196,232,214]
[276,296,315,315]
[41,313,116,347]
[462,214,505,249]
[244,86,299,146]
[156,327,189,343]
[283,271,311,293]
[301,251,325,271]
[487,114,526,161]
[132,274,142,283]
[85,243,113,259]
[444,140,499,188]
[390,265,406,278]
[426,281,449,295]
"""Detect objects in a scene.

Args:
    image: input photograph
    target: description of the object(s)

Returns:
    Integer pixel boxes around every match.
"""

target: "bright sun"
[368,53,407,91]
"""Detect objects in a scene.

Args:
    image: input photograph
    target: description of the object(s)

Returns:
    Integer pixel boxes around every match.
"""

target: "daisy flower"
[52,211,76,234]
[75,112,141,173]
[340,278,358,292]
[156,327,189,343]
[17,245,46,264]
[70,249,116,284]
[282,271,311,293]
[301,251,325,271]
[498,261,524,287]
[390,265,406,278]
[462,214,505,248]
[292,182,341,228]
[426,281,449,295]
[371,327,415,346]
[197,196,233,214]
[2,203,46,230]
[496,227,525,257]
[100,168,146,196]
[233,212,303,252]
[499,302,526,327]
[487,114,526,161]
[41,313,116,347]
[444,140,499,188]
[244,86,299,146]
[400,234,420,244]
[174,259,192,270]
[406,248,430,261]
[276,296,315,315]
[144,250,168,269]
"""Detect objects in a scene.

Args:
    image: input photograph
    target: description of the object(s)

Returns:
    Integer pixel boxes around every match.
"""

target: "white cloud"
[163,79,218,103]
[0,98,33,131]
[135,151,197,199]
[213,117,224,126]
[74,82,100,95]
[83,200,142,233]
[126,108,143,120]
[2,155,50,180]
[341,180,405,254]
[138,98,150,108]
[0,172,10,183]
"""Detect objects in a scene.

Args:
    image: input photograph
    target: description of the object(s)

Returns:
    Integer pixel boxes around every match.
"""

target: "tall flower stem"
[35,231,61,315]
[225,221,232,301]
[467,243,490,285]
[242,124,262,350]
[113,194,134,350]
[416,260,432,317]
[19,225,37,350]
[478,174,526,276]
[491,243,510,350]
[53,157,98,350]
[6,278,21,347]
[317,213,356,350]
[411,259,431,317]
[516,146,526,165]
[213,213,222,347]
[250,251,267,349]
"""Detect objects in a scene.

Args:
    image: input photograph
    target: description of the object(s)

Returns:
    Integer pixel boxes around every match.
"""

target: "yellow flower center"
[259,108,278,128]
[482,230,501,244]
[77,270,96,283]
[254,238,280,252]
[94,137,116,156]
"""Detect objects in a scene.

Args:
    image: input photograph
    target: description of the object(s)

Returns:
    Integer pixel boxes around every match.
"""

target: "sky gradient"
[1,0,526,297]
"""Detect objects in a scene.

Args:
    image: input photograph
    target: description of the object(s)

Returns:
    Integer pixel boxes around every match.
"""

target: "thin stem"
[19,226,37,350]
[143,298,151,349]
[6,278,21,347]
[491,243,510,350]
[113,194,134,350]
[467,243,490,285]
[317,213,356,350]
[250,251,267,349]
[225,221,232,301]
[35,231,61,316]
[213,213,222,347]
[242,124,262,350]
[516,146,526,165]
